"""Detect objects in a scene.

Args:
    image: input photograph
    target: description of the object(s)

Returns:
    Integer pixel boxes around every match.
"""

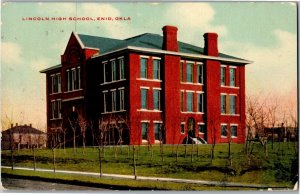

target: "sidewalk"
[0,166,290,189]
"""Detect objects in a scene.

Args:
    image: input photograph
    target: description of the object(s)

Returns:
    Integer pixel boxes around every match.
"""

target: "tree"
[47,128,60,173]
[146,123,153,160]
[245,95,269,157]
[288,102,298,153]
[266,97,278,150]
[9,130,14,170]
[98,116,109,177]
[159,124,165,162]
[208,119,217,165]
[78,114,87,154]
[68,109,79,153]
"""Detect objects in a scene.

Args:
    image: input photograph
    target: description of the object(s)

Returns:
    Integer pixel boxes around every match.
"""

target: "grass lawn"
[1,142,298,189]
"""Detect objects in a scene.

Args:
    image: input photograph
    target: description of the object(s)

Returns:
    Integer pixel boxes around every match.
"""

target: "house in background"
[40,25,251,146]
[1,123,47,150]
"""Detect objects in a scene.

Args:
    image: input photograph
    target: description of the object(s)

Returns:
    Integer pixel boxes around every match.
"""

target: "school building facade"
[41,25,251,146]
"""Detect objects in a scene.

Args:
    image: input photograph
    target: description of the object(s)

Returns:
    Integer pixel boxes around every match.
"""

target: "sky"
[1,2,297,130]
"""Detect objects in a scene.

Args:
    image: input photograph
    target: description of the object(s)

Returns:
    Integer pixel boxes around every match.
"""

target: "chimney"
[30,123,32,128]
[203,33,219,57]
[16,123,18,126]
[162,25,178,52]
[11,123,13,128]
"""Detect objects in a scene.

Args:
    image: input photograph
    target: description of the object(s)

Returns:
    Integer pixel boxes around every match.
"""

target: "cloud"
[1,42,22,65]
[220,29,297,97]
[30,58,51,72]
[164,3,227,44]
[75,3,139,39]
[37,3,76,16]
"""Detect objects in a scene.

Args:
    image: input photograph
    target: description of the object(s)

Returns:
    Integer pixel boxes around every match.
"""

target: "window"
[153,89,161,110]
[67,67,81,91]
[230,95,236,114]
[231,125,237,137]
[230,68,236,87]
[51,101,56,119]
[140,58,148,78]
[103,92,108,113]
[67,70,71,91]
[71,68,77,90]
[77,67,81,89]
[197,64,203,84]
[153,59,160,80]
[51,100,61,119]
[180,62,184,82]
[119,89,125,110]
[141,88,148,109]
[111,90,117,112]
[119,58,125,79]
[51,74,61,93]
[187,92,193,112]
[186,63,193,82]
[220,94,226,114]
[220,66,226,86]
[180,91,184,112]
[180,123,185,134]
[154,123,161,140]
[221,125,227,137]
[51,75,55,93]
[198,124,205,134]
[57,100,61,118]
[103,62,110,83]
[111,60,117,81]
[141,122,149,140]
[197,93,204,112]
[103,58,124,83]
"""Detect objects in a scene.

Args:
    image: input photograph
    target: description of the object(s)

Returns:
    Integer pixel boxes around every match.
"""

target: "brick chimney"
[162,25,178,52]
[30,123,32,128]
[203,33,219,57]
[11,123,13,128]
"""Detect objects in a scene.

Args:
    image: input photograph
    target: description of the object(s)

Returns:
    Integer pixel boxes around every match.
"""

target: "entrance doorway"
[187,117,195,138]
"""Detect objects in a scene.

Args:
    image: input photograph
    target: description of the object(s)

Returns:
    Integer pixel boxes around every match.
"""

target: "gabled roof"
[77,34,123,53]
[2,125,46,135]
[77,32,246,61]
[40,31,251,73]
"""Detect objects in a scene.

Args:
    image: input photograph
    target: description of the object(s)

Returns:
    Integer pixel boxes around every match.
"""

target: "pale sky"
[1,2,297,130]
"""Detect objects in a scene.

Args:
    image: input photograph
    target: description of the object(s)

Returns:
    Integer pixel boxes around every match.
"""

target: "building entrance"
[187,117,195,138]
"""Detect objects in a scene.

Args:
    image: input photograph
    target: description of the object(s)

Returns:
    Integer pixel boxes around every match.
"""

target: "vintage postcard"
[1,1,298,191]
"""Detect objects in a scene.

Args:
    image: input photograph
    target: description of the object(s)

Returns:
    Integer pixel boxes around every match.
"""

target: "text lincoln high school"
[41,25,251,147]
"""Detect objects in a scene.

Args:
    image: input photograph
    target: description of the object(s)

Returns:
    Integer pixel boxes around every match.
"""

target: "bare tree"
[68,110,78,153]
[78,114,87,154]
[159,124,165,162]
[245,95,269,157]
[146,124,153,160]
[98,117,108,177]
[288,101,298,153]
[205,116,219,166]
[9,131,14,170]
[47,128,60,173]
[266,97,278,150]
[210,120,217,165]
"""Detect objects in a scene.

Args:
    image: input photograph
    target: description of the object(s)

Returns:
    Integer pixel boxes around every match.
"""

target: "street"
[1,177,108,191]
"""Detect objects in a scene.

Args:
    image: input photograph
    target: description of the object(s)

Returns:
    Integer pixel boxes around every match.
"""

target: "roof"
[78,32,246,61]
[40,64,61,73]
[40,31,251,73]
[2,125,46,135]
